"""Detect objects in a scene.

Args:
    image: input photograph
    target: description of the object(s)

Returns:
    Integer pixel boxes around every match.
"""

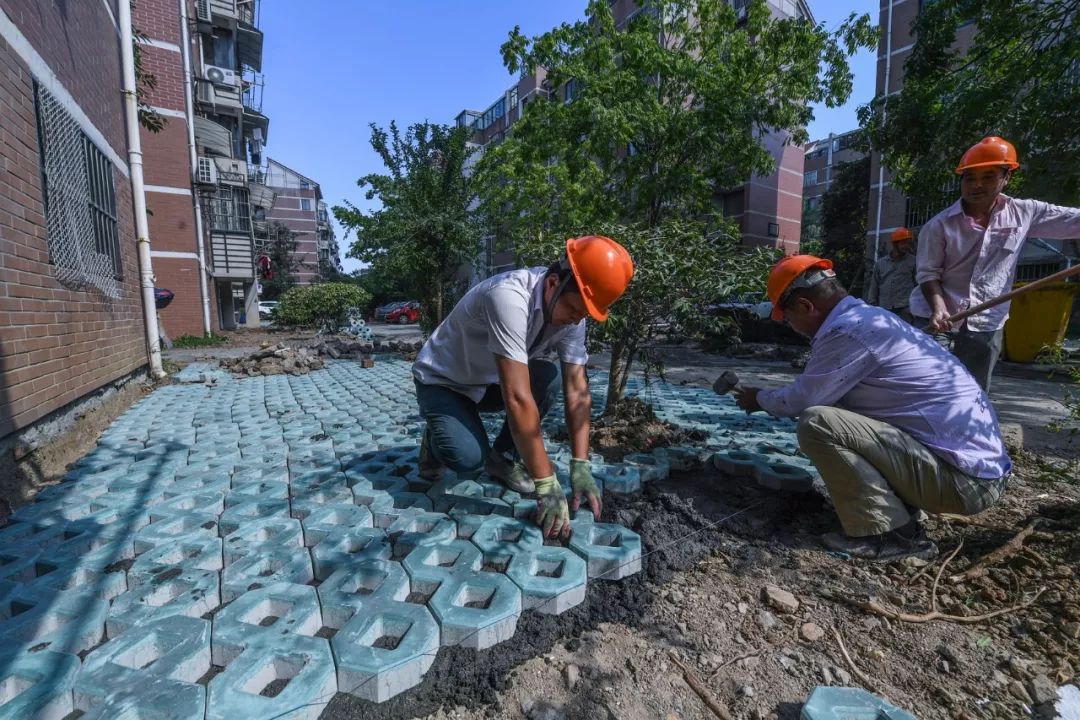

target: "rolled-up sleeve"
[757,331,880,417]
[557,319,589,366]
[915,217,947,285]
[484,286,530,364]
[1024,199,1080,239]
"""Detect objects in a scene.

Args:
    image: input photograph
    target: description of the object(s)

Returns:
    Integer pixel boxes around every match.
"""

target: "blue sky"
[260,2,877,273]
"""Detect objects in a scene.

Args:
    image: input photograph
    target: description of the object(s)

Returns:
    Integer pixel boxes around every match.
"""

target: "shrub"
[171,334,230,348]
[274,283,372,328]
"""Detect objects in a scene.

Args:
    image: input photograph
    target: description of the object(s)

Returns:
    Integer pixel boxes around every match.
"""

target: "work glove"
[570,459,602,521]
[534,474,570,540]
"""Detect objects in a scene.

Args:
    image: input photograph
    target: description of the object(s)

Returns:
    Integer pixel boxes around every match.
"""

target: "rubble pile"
[306,335,423,359]
[219,343,325,376]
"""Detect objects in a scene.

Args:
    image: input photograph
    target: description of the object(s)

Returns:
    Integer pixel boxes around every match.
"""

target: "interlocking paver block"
[0,589,106,655]
[106,569,220,638]
[76,615,210,710]
[128,535,223,587]
[221,546,313,602]
[76,680,206,720]
[134,512,220,554]
[504,545,588,614]
[427,571,522,648]
[218,497,290,536]
[402,540,482,584]
[331,601,439,703]
[318,559,409,629]
[754,462,815,493]
[470,516,544,556]
[222,517,304,565]
[384,511,455,559]
[23,554,128,602]
[0,649,79,720]
[147,490,225,522]
[301,503,373,547]
[211,582,322,665]
[311,527,391,581]
[207,630,336,720]
[568,522,643,580]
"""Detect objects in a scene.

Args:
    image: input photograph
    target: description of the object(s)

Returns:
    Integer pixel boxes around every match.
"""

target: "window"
[768,222,780,238]
[564,78,580,103]
[34,81,123,295]
[476,98,506,131]
[300,198,312,212]
[210,186,251,233]
[508,87,518,113]
[803,170,818,186]
[805,196,823,210]
[299,180,310,189]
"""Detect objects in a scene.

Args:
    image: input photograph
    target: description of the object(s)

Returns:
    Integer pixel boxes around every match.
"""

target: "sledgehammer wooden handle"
[940,263,1080,327]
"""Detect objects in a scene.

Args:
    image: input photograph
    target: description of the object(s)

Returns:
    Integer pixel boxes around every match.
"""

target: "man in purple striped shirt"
[734,255,1011,562]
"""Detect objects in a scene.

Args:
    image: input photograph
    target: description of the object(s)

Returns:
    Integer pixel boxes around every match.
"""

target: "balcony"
[210,233,254,279]
[213,156,248,187]
[196,72,242,112]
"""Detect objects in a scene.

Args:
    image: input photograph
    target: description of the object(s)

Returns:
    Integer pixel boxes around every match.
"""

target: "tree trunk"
[604,341,637,414]
[435,277,444,324]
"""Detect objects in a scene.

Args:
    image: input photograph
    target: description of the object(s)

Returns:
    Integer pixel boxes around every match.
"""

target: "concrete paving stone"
[148,490,226,522]
[231,463,289,485]
[568,521,642,581]
[427,570,522,648]
[754,461,815,493]
[9,496,99,525]
[301,503,374,547]
[76,615,210,710]
[311,528,391,581]
[22,553,128,602]
[162,475,232,499]
[222,518,304,565]
[106,568,220,638]
[451,512,489,541]
[503,545,588,615]
[211,582,322,665]
[350,481,406,510]
[221,546,313,603]
[128,535,223,587]
[290,487,354,522]
[0,588,106,655]
[331,600,439,703]
[592,463,639,494]
[76,679,206,720]
[712,449,770,478]
[401,540,482,585]
[206,616,337,720]
[290,467,348,490]
[226,480,289,506]
[0,649,79,720]
[621,452,670,482]
[134,512,220,554]
[384,511,456,559]
[218,497,290,536]
[318,559,409,629]
[470,516,544,557]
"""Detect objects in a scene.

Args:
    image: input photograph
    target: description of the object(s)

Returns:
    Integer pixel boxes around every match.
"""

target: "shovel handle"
[942,263,1080,327]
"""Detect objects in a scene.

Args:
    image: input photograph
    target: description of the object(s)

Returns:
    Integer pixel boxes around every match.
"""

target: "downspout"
[179,0,212,335]
[872,0,894,262]
[119,0,166,378]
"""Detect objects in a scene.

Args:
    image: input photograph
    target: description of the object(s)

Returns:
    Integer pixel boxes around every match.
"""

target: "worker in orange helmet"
[910,136,1080,392]
[413,236,634,539]
[734,255,1011,562]
[866,227,917,324]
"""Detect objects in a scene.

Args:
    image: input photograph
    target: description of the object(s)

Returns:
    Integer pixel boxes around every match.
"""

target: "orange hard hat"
[564,235,634,322]
[767,255,834,321]
[955,136,1019,174]
[891,227,913,243]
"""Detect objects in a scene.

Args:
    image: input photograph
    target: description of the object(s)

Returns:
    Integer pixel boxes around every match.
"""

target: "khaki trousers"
[797,406,1007,537]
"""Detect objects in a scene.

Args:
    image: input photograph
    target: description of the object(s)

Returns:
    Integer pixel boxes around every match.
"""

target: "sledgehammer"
[712,370,741,395]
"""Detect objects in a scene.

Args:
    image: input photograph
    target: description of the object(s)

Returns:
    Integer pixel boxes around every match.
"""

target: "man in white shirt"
[911,136,1080,391]
[734,255,1011,562]
[413,236,634,539]
[866,227,917,324]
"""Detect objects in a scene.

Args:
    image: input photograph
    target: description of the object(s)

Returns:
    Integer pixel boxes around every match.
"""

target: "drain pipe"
[179,0,212,335]
[119,0,166,378]
[872,0,894,262]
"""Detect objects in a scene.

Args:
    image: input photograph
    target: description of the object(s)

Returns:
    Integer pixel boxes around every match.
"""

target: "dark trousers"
[914,317,1003,393]
[414,359,561,474]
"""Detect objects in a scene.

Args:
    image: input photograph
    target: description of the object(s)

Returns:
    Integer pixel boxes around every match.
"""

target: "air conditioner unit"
[196,0,211,23]
[196,156,218,185]
[204,65,237,86]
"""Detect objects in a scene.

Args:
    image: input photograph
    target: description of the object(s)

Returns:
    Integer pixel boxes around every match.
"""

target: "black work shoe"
[821,527,939,562]
[418,432,444,482]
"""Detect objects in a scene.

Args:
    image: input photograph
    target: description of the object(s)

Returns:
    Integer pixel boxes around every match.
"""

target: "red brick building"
[262,158,340,286]
[0,1,148,441]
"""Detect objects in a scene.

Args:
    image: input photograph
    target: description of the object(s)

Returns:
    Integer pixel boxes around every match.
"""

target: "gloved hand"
[570,459,602,520]
[534,474,570,540]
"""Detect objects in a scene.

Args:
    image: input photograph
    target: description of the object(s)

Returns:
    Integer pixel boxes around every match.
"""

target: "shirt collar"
[949,193,1011,219]
[812,295,860,343]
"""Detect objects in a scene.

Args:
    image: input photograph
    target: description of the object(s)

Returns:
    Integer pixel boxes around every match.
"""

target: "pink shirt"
[909,195,1080,331]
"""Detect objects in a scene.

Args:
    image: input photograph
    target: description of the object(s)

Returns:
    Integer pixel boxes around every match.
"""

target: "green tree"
[333,122,480,325]
[474,0,873,406]
[800,202,824,255]
[820,156,871,292]
[258,221,305,301]
[859,0,1080,206]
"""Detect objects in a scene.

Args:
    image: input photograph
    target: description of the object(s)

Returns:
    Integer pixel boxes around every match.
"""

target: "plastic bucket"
[1003,281,1080,362]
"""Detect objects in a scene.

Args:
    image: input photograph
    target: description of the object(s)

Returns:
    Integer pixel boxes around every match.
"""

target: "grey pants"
[797,406,1007,537]
[913,317,1003,393]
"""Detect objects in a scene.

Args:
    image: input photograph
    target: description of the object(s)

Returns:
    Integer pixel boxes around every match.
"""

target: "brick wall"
[266,189,321,285]
[0,25,146,438]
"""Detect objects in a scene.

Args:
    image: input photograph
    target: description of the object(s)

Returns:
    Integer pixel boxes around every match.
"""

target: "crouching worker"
[412,236,634,539]
[734,255,1012,561]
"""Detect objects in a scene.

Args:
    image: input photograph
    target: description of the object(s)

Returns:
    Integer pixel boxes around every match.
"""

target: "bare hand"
[929,309,954,332]
[734,387,762,414]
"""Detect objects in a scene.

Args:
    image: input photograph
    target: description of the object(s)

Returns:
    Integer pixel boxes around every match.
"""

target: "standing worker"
[910,136,1080,391]
[866,227,917,323]
[412,236,634,539]
[734,255,1011,562]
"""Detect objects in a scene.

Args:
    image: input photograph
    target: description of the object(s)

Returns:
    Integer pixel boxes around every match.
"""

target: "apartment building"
[456,0,813,277]
[802,129,865,213]
[867,0,1075,278]
[260,158,341,286]
[134,0,269,334]
[0,2,150,486]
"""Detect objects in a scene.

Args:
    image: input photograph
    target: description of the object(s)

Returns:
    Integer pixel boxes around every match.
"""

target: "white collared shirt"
[412,268,588,401]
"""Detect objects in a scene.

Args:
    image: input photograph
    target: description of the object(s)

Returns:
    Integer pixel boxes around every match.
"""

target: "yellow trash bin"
[1003,281,1080,363]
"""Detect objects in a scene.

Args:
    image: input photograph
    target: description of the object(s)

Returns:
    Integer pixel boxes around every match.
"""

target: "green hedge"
[274,283,372,327]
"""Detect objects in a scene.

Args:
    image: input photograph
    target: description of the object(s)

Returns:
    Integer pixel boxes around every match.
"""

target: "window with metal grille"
[33,81,123,297]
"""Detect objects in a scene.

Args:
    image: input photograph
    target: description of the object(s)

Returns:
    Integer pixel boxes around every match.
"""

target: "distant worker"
[412,236,634,539]
[866,227,917,324]
[910,136,1080,391]
[734,255,1011,562]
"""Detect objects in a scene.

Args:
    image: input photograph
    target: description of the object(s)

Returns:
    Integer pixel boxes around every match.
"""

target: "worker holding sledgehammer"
[412,236,634,539]
[911,136,1080,392]
[730,254,1012,562]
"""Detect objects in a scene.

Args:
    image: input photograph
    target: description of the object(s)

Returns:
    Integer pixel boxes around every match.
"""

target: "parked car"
[374,300,408,322]
[258,301,278,319]
[386,301,421,325]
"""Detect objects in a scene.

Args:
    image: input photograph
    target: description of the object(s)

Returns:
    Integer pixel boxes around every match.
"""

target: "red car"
[385,301,421,324]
